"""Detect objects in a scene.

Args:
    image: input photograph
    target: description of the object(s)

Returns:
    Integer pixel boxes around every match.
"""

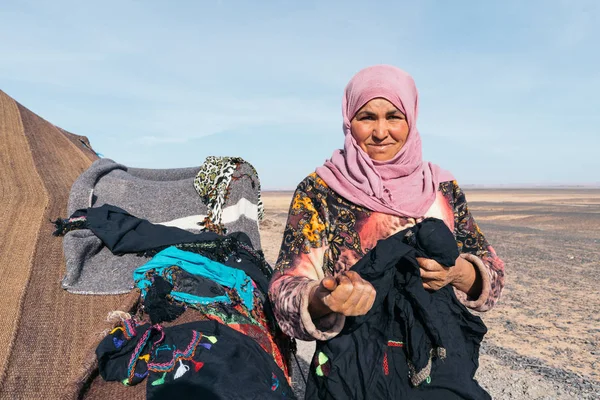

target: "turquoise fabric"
[134,247,254,310]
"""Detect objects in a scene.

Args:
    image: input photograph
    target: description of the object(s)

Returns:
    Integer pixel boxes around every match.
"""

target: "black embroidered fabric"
[306,218,490,400]
[97,319,296,399]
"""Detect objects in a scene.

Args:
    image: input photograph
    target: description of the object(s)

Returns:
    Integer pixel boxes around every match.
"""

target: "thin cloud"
[0,0,597,187]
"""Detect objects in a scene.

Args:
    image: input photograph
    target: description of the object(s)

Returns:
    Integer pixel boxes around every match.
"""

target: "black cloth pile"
[97,318,295,399]
[55,204,294,398]
[57,204,279,328]
[306,218,490,400]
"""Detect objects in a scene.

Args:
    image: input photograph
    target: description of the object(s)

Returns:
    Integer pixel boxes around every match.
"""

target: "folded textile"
[56,205,271,296]
[306,218,489,400]
[60,158,262,294]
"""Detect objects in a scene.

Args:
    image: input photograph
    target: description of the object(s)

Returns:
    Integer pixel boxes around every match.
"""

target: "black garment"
[169,268,227,299]
[69,204,228,254]
[97,319,296,400]
[403,217,458,268]
[58,204,272,295]
[144,275,187,324]
[306,218,489,400]
[58,204,282,336]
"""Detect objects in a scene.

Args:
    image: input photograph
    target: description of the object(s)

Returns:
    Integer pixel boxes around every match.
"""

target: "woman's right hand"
[308,271,376,319]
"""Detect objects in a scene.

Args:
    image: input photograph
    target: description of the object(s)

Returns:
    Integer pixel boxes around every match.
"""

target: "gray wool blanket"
[62,158,262,295]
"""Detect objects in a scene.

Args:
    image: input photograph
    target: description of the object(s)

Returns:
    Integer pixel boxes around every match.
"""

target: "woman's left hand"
[417,256,479,295]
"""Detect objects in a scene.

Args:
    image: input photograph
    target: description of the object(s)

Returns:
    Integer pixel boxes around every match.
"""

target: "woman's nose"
[372,120,389,139]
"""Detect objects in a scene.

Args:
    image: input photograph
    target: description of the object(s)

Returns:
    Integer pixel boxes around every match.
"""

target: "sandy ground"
[259,189,600,399]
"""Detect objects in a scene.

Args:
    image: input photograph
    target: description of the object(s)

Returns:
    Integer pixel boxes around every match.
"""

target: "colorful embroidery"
[125,328,153,383]
[113,337,124,349]
[314,351,330,377]
[110,326,124,335]
[205,335,218,344]
[383,352,389,376]
[383,341,404,376]
[152,324,165,345]
[190,359,204,372]
[123,318,137,339]
[154,344,175,357]
[147,330,204,373]
[174,359,190,379]
[151,372,167,386]
[271,372,279,391]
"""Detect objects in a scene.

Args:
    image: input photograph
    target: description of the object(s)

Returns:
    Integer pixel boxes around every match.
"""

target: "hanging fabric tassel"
[174,359,190,379]
[189,359,204,372]
[113,337,124,349]
[200,343,212,350]
[151,372,167,386]
[144,276,185,324]
[134,371,149,379]
[51,216,88,236]
[205,335,218,344]
[109,326,124,335]
[106,311,131,323]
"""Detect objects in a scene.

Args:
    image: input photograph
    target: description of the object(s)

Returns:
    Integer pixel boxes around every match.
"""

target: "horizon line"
[262,184,600,192]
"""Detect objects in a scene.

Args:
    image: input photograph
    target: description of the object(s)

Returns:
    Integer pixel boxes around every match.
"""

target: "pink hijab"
[316,65,453,218]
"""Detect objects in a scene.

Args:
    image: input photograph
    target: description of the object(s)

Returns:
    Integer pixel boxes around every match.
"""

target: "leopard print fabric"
[194,156,264,233]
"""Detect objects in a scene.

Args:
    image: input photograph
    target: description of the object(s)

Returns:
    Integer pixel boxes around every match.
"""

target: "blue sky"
[1,0,598,189]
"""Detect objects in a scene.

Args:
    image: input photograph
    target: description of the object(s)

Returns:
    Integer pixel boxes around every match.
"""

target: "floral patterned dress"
[269,173,505,341]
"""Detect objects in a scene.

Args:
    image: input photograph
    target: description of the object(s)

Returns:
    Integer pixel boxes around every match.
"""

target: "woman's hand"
[308,271,376,319]
[418,256,481,297]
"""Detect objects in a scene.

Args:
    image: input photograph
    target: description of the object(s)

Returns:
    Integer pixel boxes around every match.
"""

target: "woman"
[269,64,504,345]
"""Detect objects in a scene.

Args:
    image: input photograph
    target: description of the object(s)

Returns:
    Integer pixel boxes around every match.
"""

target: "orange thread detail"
[383,352,389,376]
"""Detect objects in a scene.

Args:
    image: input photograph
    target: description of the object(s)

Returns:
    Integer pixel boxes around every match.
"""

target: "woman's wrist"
[452,256,482,298]
[308,285,333,320]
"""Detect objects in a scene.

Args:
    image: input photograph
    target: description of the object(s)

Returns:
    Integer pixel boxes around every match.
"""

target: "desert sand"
[259,189,600,399]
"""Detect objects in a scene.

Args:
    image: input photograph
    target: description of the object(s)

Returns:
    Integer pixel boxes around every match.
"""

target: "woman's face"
[350,98,409,161]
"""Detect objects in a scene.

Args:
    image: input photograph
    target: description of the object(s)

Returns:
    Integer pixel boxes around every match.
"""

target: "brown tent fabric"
[0,90,134,399]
